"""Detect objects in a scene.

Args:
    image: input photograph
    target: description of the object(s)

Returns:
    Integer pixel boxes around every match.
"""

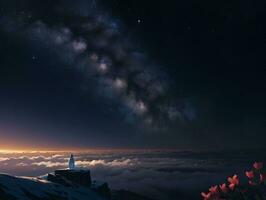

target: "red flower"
[219,183,228,193]
[201,192,211,200]
[209,185,218,194]
[253,162,263,170]
[260,173,266,182]
[245,170,254,179]
[228,174,239,185]
[228,174,239,190]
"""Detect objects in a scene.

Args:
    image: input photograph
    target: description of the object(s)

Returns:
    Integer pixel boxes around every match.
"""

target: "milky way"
[0,0,195,132]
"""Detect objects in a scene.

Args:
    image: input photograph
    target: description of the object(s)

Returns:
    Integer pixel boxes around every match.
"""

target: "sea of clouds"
[0,149,265,200]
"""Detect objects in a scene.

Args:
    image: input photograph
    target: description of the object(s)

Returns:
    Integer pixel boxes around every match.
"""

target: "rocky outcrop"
[0,171,154,200]
[47,169,92,188]
[0,174,104,200]
[47,173,72,187]
[46,170,111,199]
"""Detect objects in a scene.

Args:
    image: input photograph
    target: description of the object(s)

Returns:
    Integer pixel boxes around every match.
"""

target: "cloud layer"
[0,150,262,200]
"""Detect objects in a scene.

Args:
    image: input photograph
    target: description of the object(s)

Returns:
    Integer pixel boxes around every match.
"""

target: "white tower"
[68,154,75,170]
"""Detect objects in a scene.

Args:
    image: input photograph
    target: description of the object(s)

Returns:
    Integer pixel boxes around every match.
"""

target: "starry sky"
[0,0,265,150]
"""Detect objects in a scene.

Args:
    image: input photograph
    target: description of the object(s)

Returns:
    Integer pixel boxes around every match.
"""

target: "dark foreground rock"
[0,172,106,200]
[92,181,111,199]
[55,169,92,187]
[0,171,153,200]
[47,169,92,188]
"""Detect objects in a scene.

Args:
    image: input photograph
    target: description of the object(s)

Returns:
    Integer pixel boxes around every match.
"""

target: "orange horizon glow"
[0,146,185,154]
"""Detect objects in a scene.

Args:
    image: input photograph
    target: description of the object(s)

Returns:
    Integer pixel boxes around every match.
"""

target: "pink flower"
[219,183,228,193]
[209,185,218,194]
[228,174,239,185]
[253,162,263,170]
[201,192,211,200]
[245,170,254,179]
[229,183,236,190]
[260,173,266,182]
[228,174,239,190]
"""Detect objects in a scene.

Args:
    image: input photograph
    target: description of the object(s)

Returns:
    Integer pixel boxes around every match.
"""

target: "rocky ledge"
[0,169,153,200]
[47,170,92,188]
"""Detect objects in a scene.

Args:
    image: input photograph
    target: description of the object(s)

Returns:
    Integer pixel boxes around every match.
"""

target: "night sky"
[0,0,265,150]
